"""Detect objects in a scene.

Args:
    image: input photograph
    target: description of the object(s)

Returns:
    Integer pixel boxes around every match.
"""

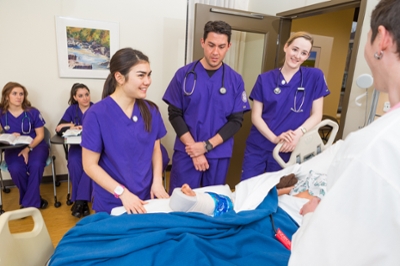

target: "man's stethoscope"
[274,67,306,113]
[183,60,227,96]
[3,111,32,134]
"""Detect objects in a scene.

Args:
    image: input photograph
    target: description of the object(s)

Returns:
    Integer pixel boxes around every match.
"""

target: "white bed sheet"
[111,141,343,219]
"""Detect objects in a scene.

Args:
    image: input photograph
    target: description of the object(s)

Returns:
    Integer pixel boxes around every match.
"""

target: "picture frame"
[302,46,321,68]
[55,16,119,79]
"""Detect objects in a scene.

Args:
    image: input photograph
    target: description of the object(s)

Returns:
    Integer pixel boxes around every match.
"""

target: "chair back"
[0,207,54,265]
[44,127,52,150]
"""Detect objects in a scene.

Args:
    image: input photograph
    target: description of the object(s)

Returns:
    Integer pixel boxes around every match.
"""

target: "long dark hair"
[0,82,32,114]
[102,48,157,132]
[68,83,90,105]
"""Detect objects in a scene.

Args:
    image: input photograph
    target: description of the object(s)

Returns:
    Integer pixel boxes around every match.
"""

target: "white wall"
[0,0,380,180]
[0,0,186,178]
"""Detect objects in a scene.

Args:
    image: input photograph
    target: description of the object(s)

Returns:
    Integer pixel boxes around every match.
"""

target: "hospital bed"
[273,119,340,224]
[273,119,339,168]
[46,120,340,265]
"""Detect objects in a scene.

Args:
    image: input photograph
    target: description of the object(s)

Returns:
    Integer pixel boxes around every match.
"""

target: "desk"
[50,134,74,206]
[0,144,26,214]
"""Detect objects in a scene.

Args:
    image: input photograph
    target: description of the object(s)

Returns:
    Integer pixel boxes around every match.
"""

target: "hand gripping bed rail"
[273,119,339,168]
[0,207,54,265]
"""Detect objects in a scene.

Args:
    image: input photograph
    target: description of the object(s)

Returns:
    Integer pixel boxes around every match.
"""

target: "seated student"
[0,82,49,209]
[55,83,94,218]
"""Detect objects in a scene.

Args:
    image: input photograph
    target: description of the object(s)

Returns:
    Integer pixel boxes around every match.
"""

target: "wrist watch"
[113,185,125,198]
[28,145,33,152]
[204,140,214,152]
[300,126,307,135]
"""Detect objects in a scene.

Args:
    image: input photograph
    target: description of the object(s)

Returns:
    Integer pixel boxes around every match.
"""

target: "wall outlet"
[383,101,391,112]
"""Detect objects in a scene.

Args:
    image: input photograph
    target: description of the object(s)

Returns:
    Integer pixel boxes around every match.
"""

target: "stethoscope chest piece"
[220,87,227,95]
[274,87,281,95]
[132,116,138,122]
[3,125,10,131]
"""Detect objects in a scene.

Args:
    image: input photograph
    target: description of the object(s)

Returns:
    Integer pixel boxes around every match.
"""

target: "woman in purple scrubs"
[56,83,93,218]
[0,82,49,209]
[81,48,169,214]
[241,32,330,180]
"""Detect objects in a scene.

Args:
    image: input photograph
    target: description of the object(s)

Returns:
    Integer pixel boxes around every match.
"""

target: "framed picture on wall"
[55,16,119,79]
[302,46,321,68]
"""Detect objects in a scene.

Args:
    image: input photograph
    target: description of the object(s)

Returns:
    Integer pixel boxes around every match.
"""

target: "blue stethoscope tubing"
[4,111,32,134]
[274,67,306,113]
[183,60,226,96]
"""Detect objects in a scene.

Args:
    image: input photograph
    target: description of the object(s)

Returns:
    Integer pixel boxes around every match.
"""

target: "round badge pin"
[274,87,281,95]
[132,116,138,122]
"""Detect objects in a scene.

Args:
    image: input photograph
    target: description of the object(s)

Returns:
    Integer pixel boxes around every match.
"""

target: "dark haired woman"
[56,83,93,218]
[0,82,48,209]
[82,48,169,214]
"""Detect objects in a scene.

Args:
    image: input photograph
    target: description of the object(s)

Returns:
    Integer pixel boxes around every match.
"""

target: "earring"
[374,51,383,60]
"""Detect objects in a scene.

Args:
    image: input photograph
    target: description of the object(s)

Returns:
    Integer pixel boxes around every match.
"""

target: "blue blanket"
[50,189,298,266]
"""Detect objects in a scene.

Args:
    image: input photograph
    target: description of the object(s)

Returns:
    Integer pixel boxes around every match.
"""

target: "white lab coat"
[289,108,400,265]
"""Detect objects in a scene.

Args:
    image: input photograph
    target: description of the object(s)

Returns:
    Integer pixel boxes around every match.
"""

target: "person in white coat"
[289,0,400,265]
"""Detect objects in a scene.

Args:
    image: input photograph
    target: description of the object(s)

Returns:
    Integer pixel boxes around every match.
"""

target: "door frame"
[278,0,368,140]
[193,3,291,73]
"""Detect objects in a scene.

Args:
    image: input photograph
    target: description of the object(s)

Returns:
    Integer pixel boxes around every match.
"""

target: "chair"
[0,127,61,212]
[273,119,339,168]
[0,207,54,265]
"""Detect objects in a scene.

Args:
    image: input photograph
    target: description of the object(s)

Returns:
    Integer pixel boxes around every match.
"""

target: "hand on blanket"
[300,197,320,216]
[120,190,148,214]
[150,182,169,199]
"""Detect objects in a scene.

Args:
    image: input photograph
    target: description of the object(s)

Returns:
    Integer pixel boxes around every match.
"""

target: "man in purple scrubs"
[163,21,250,193]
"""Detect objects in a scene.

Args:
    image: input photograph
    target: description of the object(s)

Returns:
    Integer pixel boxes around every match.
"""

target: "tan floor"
[2,182,86,247]
[2,172,171,247]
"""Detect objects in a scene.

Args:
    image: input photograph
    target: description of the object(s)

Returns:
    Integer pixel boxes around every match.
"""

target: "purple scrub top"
[61,102,94,126]
[81,97,167,213]
[0,107,46,143]
[163,61,250,158]
[247,67,330,151]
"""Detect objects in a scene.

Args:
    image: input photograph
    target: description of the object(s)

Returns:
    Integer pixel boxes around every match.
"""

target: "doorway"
[191,1,365,187]
[193,4,290,187]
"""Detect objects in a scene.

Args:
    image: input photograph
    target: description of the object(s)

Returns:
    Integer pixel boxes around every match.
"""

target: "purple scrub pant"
[169,150,230,194]
[68,145,92,202]
[241,142,291,181]
[5,143,48,208]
